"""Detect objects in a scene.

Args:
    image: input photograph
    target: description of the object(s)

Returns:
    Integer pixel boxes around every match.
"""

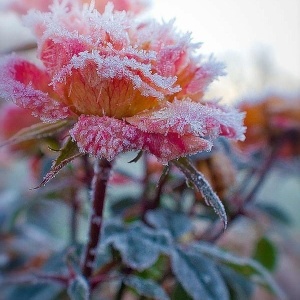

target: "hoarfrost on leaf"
[192,242,287,300]
[102,220,170,271]
[123,275,170,300]
[171,247,229,300]
[67,275,89,300]
[145,208,193,240]
[172,157,227,228]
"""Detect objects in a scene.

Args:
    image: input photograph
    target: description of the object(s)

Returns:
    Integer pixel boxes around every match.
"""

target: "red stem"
[81,158,112,278]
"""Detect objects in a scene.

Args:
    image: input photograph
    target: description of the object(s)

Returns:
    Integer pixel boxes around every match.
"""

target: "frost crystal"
[0,1,245,162]
[6,0,150,15]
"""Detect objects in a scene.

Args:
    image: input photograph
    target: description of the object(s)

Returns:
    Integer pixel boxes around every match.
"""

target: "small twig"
[152,165,170,208]
[81,158,112,278]
[70,188,79,244]
[243,137,283,205]
[32,272,69,286]
[90,274,120,289]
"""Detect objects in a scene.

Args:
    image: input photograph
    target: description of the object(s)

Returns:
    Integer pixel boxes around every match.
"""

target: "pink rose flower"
[5,0,149,15]
[0,103,40,153]
[0,1,245,163]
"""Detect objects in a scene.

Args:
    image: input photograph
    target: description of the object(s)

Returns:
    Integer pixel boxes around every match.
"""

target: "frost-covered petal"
[91,0,150,15]
[126,100,246,140]
[69,115,143,161]
[50,50,179,118]
[6,0,149,15]
[5,0,52,14]
[24,4,181,118]
[142,132,212,163]
[0,56,72,122]
[175,58,225,100]
[70,115,212,162]
[135,20,225,101]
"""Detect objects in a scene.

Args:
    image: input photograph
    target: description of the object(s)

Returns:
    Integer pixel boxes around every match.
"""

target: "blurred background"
[151,0,300,233]
[151,0,300,102]
[0,1,300,299]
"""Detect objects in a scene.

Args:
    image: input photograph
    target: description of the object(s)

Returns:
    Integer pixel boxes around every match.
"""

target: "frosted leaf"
[172,157,227,228]
[0,56,72,122]
[126,99,246,141]
[123,275,169,300]
[192,242,287,300]
[0,120,71,148]
[102,220,170,270]
[35,138,82,188]
[67,275,89,300]
[171,247,229,300]
[145,208,193,240]
[70,115,213,163]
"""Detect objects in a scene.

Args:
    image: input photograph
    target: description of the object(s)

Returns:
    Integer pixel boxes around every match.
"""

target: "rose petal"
[0,56,72,122]
[50,50,179,118]
[126,99,246,141]
[70,115,212,162]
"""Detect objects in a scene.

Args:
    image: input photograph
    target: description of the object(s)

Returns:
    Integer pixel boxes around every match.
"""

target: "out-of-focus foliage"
[0,0,300,300]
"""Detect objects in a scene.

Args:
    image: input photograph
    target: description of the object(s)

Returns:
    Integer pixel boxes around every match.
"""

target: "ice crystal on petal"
[70,115,143,161]
[70,116,212,162]
[52,50,179,99]
[134,20,225,101]
[0,1,245,162]
[6,0,150,15]
[126,100,246,141]
[0,56,71,122]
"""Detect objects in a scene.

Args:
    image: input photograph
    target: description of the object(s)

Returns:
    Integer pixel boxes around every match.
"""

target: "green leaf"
[65,245,84,274]
[172,157,227,229]
[124,275,169,300]
[67,275,90,300]
[171,283,192,300]
[138,255,168,281]
[3,284,63,300]
[171,247,229,300]
[35,138,82,188]
[218,266,254,300]
[110,197,138,216]
[253,237,277,271]
[145,208,193,240]
[102,220,170,270]
[0,120,71,147]
[192,242,286,299]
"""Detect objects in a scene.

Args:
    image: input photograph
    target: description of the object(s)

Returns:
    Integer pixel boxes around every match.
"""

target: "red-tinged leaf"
[172,157,227,229]
[0,120,71,147]
[34,138,82,188]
